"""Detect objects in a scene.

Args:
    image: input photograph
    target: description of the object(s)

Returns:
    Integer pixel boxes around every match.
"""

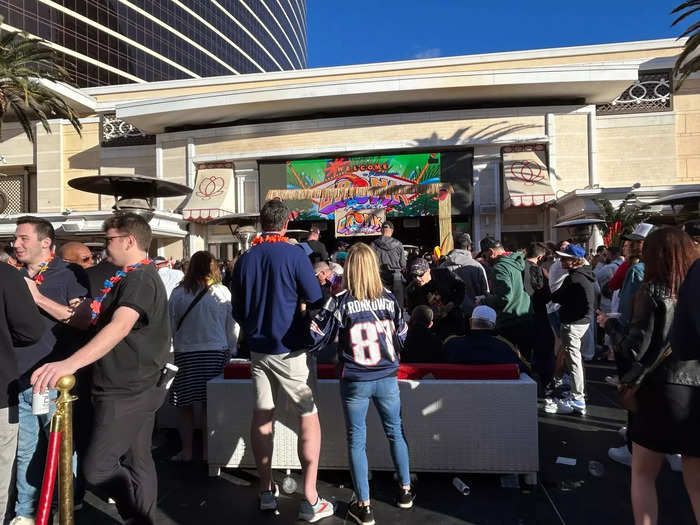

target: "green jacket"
[483,252,533,328]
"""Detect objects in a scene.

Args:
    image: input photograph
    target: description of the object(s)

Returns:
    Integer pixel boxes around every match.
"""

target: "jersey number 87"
[349,320,396,366]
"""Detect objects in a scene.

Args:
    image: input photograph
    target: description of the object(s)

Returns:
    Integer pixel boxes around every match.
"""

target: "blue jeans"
[15,385,56,518]
[340,375,411,502]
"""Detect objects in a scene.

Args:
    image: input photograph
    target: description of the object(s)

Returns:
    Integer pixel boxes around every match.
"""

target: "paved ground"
[73,362,696,524]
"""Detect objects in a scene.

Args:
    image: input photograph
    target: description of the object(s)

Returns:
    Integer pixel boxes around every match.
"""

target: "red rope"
[36,430,61,525]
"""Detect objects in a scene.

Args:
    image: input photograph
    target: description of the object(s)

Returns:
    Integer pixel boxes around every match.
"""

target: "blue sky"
[306,0,686,68]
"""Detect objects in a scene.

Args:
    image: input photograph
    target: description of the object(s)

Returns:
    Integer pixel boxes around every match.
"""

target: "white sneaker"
[608,445,632,467]
[10,517,35,525]
[667,454,683,472]
[544,398,574,414]
[298,496,335,522]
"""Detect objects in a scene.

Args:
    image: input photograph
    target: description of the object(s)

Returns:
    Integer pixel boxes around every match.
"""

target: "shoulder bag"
[175,284,212,332]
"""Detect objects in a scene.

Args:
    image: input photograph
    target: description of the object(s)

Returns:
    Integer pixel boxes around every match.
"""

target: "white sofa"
[206,373,539,484]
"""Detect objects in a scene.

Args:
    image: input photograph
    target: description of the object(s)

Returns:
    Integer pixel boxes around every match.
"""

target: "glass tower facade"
[0,0,307,87]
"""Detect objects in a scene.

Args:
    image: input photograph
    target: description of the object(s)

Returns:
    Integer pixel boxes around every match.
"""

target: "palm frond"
[0,25,82,142]
[673,0,700,90]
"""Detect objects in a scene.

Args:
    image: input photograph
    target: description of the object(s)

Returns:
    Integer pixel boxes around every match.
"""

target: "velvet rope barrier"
[36,414,62,525]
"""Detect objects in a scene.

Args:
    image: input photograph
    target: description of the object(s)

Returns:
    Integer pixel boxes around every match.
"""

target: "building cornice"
[83,38,685,97]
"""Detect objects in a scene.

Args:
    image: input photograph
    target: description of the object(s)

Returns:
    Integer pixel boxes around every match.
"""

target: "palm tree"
[672,1,700,89]
[593,192,653,246]
[0,23,81,142]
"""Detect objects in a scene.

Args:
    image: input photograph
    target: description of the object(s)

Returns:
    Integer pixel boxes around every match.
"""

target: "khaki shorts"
[250,350,318,416]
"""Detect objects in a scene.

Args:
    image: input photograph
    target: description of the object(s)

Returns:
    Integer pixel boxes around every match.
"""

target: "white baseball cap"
[471,305,497,325]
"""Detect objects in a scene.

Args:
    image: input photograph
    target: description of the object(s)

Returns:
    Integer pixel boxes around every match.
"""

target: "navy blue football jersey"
[310,289,408,381]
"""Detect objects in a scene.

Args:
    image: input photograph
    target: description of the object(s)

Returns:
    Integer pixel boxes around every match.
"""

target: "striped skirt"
[169,350,229,406]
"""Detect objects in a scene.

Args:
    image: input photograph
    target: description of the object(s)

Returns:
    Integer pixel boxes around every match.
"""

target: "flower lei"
[31,253,54,286]
[90,259,152,325]
[251,233,289,246]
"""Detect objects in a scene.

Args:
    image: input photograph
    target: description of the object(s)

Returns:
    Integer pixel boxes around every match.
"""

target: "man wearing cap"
[371,221,407,308]
[154,256,183,300]
[443,305,529,370]
[440,232,489,316]
[405,258,465,339]
[545,244,596,415]
[618,223,652,324]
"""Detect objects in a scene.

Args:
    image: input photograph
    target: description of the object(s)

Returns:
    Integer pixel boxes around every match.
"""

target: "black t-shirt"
[91,263,170,398]
[306,239,329,261]
[86,260,121,299]
[0,263,45,408]
[16,258,89,380]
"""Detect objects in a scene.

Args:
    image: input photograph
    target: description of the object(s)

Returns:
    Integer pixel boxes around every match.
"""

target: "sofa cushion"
[223,361,518,380]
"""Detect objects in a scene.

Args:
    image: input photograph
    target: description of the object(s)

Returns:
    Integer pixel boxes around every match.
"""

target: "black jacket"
[401,325,444,363]
[608,281,700,387]
[0,263,44,408]
[523,260,551,314]
[443,330,529,371]
[371,236,406,272]
[406,268,466,316]
[669,260,700,385]
[551,265,596,325]
[306,239,329,261]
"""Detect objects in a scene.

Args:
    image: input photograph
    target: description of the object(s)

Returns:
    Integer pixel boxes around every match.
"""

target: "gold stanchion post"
[55,375,77,525]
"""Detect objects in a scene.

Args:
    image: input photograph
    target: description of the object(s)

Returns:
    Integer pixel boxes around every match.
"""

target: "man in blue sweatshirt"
[232,200,334,522]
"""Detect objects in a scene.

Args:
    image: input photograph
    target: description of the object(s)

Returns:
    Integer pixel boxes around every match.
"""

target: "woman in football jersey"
[310,242,413,525]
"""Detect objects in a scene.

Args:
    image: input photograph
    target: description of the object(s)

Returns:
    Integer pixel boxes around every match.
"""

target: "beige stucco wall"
[553,113,589,193]
[36,121,63,213]
[675,78,700,184]
[161,140,188,212]
[0,122,34,167]
[596,112,677,188]
[190,114,546,160]
[63,121,100,211]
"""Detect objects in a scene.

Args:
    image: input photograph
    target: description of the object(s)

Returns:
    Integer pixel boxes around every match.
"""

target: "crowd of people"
[0,199,699,525]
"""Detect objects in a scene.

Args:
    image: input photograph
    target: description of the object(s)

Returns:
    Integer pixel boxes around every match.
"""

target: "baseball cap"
[555,244,586,259]
[622,223,654,241]
[471,305,497,325]
[409,258,430,276]
[382,220,394,231]
[154,255,167,262]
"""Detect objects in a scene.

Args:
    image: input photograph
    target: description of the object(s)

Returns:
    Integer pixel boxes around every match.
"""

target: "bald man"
[60,241,94,269]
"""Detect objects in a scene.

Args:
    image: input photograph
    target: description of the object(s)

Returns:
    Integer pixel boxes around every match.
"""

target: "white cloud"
[413,48,441,59]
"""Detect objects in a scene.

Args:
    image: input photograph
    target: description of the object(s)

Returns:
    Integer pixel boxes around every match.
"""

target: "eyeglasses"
[412,271,426,278]
[103,235,129,245]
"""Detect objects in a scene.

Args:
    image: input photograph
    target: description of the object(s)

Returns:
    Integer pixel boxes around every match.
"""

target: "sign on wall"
[335,208,386,237]
[286,153,441,219]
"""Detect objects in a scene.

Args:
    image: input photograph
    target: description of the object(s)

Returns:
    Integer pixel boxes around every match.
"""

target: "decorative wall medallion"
[196,176,226,199]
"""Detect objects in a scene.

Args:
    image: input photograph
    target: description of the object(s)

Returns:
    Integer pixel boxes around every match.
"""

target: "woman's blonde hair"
[345,242,384,301]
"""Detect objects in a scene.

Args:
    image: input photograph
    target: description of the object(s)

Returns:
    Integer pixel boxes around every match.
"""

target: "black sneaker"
[397,487,415,509]
[348,501,375,525]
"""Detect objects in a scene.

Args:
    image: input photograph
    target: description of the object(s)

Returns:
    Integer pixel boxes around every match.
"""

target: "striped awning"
[502,144,555,208]
[182,162,237,222]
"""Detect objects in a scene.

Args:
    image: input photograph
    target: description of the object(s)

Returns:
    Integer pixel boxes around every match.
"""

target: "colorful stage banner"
[286,153,441,219]
[335,208,385,237]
